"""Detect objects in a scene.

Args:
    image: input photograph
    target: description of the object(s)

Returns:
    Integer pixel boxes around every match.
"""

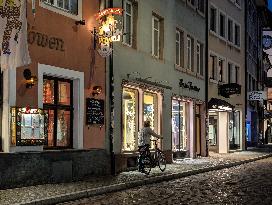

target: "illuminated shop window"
[122,88,138,151]
[143,92,158,131]
[172,100,188,151]
[43,76,73,148]
[209,114,218,145]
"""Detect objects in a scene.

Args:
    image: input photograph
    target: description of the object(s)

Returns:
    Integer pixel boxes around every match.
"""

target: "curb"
[21,153,272,205]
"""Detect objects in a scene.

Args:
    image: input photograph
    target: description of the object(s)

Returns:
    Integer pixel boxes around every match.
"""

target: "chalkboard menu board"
[86,98,104,125]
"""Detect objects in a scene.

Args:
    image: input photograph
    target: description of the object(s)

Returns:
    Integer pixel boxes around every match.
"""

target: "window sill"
[218,35,227,43]
[196,73,204,80]
[233,44,241,51]
[209,30,218,38]
[151,54,164,63]
[175,64,185,72]
[197,10,205,18]
[209,78,218,84]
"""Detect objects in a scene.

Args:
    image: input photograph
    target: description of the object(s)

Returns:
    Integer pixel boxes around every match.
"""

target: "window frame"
[43,76,74,149]
[209,54,217,81]
[123,0,133,47]
[234,22,241,48]
[152,15,160,58]
[187,36,193,71]
[219,10,226,39]
[209,4,218,34]
[227,17,234,43]
[40,0,82,20]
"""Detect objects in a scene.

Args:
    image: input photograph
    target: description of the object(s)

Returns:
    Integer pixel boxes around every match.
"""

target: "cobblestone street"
[60,157,272,205]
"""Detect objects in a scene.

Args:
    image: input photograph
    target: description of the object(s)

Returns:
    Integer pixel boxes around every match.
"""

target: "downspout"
[205,0,209,157]
[244,0,248,150]
[108,0,115,175]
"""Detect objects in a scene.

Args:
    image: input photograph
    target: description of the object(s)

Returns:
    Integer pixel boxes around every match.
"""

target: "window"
[122,88,138,151]
[43,76,73,148]
[176,29,184,67]
[228,63,232,83]
[218,58,224,82]
[198,0,205,14]
[187,0,196,6]
[187,36,194,71]
[210,6,217,33]
[123,0,133,46]
[43,0,78,15]
[228,18,233,42]
[152,15,161,58]
[234,23,240,47]
[219,12,226,38]
[172,100,189,151]
[209,55,217,80]
[235,66,240,84]
[197,42,204,76]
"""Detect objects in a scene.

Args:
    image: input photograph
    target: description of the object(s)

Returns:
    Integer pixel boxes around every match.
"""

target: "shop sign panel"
[218,83,241,98]
[248,91,267,101]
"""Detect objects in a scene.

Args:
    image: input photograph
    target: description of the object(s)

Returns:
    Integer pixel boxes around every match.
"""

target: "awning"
[208,98,234,112]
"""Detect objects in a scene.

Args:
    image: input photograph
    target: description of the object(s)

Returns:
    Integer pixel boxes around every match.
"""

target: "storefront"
[208,98,242,153]
[121,83,163,152]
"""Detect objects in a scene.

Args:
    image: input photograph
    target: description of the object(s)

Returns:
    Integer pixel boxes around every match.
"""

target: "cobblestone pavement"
[0,149,271,205]
[60,157,272,205]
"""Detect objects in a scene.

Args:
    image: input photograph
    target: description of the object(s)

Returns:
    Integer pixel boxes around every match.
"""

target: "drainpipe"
[205,0,209,157]
[108,0,115,175]
[244,0,248,150]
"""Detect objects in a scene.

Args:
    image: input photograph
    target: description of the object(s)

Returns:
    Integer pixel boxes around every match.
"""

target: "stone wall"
[0,149,110,189]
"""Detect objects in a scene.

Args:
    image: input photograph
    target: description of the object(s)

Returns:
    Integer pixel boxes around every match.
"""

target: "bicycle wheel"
[158,151,166,172]
[139,155,152,175]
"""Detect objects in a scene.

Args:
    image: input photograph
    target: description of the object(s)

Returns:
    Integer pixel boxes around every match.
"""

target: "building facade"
[0,0,110,187]
[208,0,246,153]
[111,0,207,172]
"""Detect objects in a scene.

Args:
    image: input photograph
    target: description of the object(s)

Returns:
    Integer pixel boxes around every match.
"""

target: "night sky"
[269,0,272,11]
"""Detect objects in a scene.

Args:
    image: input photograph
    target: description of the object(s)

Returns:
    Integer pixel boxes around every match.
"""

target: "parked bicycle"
[138,139,166,175]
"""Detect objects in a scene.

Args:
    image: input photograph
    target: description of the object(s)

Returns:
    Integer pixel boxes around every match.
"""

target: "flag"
[0,0,31,70]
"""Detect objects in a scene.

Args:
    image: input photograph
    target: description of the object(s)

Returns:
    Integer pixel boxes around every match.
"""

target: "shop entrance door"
[195,105,201,156]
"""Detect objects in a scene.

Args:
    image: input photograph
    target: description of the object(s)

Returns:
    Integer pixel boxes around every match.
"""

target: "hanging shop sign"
[10,107,48,146]
[248,91,267,101]
[86,98,105,125]
[179,79,200,92]
[94,8,123,57]
[218,83,241,98]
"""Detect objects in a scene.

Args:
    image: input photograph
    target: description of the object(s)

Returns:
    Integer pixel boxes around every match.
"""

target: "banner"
[248,91,267,101]
[0,0,31,70]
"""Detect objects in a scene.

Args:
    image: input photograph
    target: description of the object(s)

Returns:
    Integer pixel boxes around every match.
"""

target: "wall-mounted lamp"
[92,86,102,96]
[75,20,86,26]
[23,69,37,89]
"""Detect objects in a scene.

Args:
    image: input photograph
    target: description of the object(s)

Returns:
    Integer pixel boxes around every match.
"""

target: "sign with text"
[86,98,104,125]
[248,91,267,101]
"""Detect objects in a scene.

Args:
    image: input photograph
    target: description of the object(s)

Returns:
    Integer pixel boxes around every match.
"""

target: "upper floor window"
[234,23,240,47]
[187,36,194,71]
[43,0,78,15]
[209,54,217,80]
[196,42,204,76]
[219,12,226,38]
[218,58,224,82]
[210,6,217,33]
[235,66,240,84]
[197,0,205,14]
[176,29,184,67]
[152,15,163,59]
[123,0,133,46]
[228,18,233,42]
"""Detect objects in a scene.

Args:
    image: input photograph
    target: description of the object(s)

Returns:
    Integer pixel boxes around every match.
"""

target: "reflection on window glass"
[43,79,54,104]
[58,81,71,105]
[143,92,157,131]
[229,111,240,149]
[122,88,137,151]
[57,110,71,147]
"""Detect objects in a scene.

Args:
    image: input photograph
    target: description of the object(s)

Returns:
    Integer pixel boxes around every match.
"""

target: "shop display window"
[43,76,73,148]
[122,88,137,151]
[209,115,218,145]
[172,100,188,151]
[10,107,47,146]
[229,111,241,149]
[143,92,158,131]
